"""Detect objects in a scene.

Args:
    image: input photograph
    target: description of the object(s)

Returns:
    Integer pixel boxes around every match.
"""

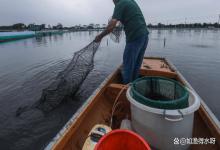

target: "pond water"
[0,29,219,149]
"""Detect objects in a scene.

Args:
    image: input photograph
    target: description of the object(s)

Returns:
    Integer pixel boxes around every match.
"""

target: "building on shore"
[28,24,45,31]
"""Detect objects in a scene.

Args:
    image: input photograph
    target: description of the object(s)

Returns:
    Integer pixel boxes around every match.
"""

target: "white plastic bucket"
[126,87,200,150]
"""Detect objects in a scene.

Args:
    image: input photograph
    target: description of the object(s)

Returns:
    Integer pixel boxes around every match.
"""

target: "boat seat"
[140,58,177,79]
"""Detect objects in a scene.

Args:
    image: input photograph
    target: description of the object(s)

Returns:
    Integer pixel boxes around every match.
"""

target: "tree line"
[148,22,220,29]
[0,23,107,31]
[0,23,63,31]
[1,22,219,31]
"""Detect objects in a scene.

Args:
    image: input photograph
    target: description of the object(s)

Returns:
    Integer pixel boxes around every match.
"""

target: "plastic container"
[0,31,35,41]
[95,129,151,150]
[120,119,132,130]
[131,77,189,109]
[127,87,200,150]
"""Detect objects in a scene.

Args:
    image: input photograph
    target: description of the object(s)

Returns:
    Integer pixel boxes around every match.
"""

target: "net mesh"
[131,77,189,109]
[16,22,123,116]
[36,23,123,112]
[36,42,100,112]
[110,21,123,43]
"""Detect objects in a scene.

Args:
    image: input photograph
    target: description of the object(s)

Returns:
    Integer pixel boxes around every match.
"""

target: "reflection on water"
[190,44,214,48]
[0,29,220,149]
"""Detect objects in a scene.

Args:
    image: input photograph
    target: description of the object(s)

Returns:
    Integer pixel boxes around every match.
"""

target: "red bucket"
[95,129,151,150]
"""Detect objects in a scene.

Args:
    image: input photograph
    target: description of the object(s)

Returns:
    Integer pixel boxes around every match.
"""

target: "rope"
[110,84,128,128]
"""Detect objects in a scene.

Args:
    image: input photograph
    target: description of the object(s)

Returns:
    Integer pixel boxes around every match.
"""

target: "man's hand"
[93,19,118,43]
[94,34,103,43]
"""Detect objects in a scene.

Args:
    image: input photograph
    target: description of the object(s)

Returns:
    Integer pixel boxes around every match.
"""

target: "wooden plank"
[105,84,128,103]
[198,104,220,146]
[140,69,177,79]
[192,112,219,150]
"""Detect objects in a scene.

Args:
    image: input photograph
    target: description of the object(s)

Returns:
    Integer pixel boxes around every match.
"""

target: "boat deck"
[141,58,173,73]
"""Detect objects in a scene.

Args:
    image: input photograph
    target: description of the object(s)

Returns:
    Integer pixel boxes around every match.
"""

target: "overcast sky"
[0,0,219,26]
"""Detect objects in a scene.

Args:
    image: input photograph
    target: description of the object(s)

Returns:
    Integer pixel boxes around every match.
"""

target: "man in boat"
[94,0,149,84]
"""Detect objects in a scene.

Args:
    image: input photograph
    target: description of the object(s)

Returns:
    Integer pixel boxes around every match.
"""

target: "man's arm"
[94,19,118,42]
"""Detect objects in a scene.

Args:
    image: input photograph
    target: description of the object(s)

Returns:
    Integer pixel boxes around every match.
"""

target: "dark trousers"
[122,34,149,84]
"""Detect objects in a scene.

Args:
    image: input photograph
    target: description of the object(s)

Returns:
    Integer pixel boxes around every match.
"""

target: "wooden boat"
[45,57,220,150]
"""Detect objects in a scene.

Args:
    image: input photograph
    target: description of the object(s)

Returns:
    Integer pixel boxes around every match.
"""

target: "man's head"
[113,0,120,5]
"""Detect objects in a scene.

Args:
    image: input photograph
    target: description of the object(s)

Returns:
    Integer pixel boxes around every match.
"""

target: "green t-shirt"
[112,0,149,42]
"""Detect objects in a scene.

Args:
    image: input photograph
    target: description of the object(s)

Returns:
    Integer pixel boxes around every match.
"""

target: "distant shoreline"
[1,27,220,33]
[0,27,219,43]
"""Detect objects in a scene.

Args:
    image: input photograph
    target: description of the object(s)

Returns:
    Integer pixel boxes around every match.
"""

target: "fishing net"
[16,21,123,115]
[131,77,189,109]
[110,22,123,43]
[36,23,123,112]
[36,42,100,112]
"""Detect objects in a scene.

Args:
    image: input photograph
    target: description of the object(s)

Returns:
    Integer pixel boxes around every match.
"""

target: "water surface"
[0,29,219,149]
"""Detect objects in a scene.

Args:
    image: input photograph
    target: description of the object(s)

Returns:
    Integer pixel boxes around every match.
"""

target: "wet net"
[36,24,123,112]
[36,42,100,112]
[110,22,123,43]
[16,22,123,116]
